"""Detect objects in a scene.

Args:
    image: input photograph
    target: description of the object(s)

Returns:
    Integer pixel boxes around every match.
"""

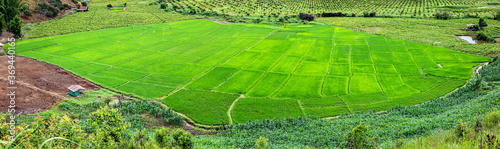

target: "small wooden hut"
[68,85,86,97]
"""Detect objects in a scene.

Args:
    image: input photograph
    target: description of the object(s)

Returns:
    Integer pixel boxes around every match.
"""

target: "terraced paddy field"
[11,20,490,125]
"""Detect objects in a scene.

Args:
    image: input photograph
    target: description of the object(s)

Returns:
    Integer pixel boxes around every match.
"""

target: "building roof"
[467,24,475,27]
[68,85,86,92]
[79,6,87,11]
[0,43,3,47]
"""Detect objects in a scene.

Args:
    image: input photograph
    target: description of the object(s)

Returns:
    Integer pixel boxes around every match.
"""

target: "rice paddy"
[12,20,490,125]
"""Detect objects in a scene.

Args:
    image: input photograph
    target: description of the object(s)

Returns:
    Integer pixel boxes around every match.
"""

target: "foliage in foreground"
[195,56,500,148]
[0,99,189,148]
[397,109,500,148]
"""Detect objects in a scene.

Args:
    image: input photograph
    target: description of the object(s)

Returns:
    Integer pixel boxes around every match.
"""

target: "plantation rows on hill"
[12,20,489,125]
[27,5,197,38]
[165,0,499,17]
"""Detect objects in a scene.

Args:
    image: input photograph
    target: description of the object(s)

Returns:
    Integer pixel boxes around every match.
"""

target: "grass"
[13,19,490,124]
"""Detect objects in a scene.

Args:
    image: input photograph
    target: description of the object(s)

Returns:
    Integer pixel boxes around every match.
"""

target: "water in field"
[455,35,490,44]
[457,36,477,44]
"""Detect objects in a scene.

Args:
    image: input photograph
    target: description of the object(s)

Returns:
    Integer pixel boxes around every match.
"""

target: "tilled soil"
[0,55,99,114]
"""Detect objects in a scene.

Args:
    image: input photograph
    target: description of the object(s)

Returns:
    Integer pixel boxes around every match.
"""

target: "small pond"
[454,34,491,44]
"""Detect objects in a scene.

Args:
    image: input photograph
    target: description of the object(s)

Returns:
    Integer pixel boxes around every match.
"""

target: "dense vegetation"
[0,91,193,148]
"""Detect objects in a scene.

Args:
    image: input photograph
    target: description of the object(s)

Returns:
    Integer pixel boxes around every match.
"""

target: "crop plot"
[13,20,490,125]
[231,98,304,123]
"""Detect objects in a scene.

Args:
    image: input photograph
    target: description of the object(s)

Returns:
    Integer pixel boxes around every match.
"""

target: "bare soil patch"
[0,56,99,114]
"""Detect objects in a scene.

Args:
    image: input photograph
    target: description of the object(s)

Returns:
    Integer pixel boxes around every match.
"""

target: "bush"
[477,33,497,43]
[321,12,342,17]
[107,4,112,8]
[8,16,22,38]
[123,3,127,7]
[344,124,376,149]
[370,11,376,17]
[479,18,488,28]
[495,9,500,20]
[485,109,500,128]
[173,129,193,149]
[155,127,174,148]
[435,10,451,20]
[254,137,269,149]
[86,106,131,143]
[363,11,369,17]
[299,13,314,21]
[160,3,167,9]
[454,120,467,138]
[81,2,87,6]
[103,96,113,105]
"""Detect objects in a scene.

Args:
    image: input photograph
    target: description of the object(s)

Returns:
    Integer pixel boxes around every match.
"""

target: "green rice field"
[11,20,490,125]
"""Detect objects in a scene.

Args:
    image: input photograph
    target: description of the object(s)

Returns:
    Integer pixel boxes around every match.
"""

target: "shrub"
[299,13,314,21]
[173,129,193,149]
[123,3,127,7]
[370,11,376,17]
[479,18,488,28]
[344,124,376,149]
[435,10,451,20]
[86,106,131,143]
[254,136,269,149]
[81,2,87,6]
[160,3,167,9]
[477,33,497,43]
[363,11,369,17]
[103,96,113,105]
[495,9,500,20]
[321,12,342,17]
[155,127,174,148]
[107,4,112,8]
[485,109,500,128]
[454,120,467,138]
[8,16,22,38]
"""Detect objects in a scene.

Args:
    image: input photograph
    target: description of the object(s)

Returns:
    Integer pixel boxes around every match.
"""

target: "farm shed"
[68,85,86,97]
[79,6,88,12]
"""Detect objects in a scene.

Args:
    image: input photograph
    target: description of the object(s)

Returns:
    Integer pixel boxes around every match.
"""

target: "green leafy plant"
[254,136,269,149]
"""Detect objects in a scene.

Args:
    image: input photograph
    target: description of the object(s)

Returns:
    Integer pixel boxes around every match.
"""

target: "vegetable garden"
[11,19,490,125]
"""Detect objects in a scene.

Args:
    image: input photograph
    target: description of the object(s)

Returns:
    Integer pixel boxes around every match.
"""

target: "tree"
[8,16,22,38]
[479,18,488,28]
[0,12,4,35]
[1,0,25,23]
[107,4,112,8]
[81,1,87,6]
